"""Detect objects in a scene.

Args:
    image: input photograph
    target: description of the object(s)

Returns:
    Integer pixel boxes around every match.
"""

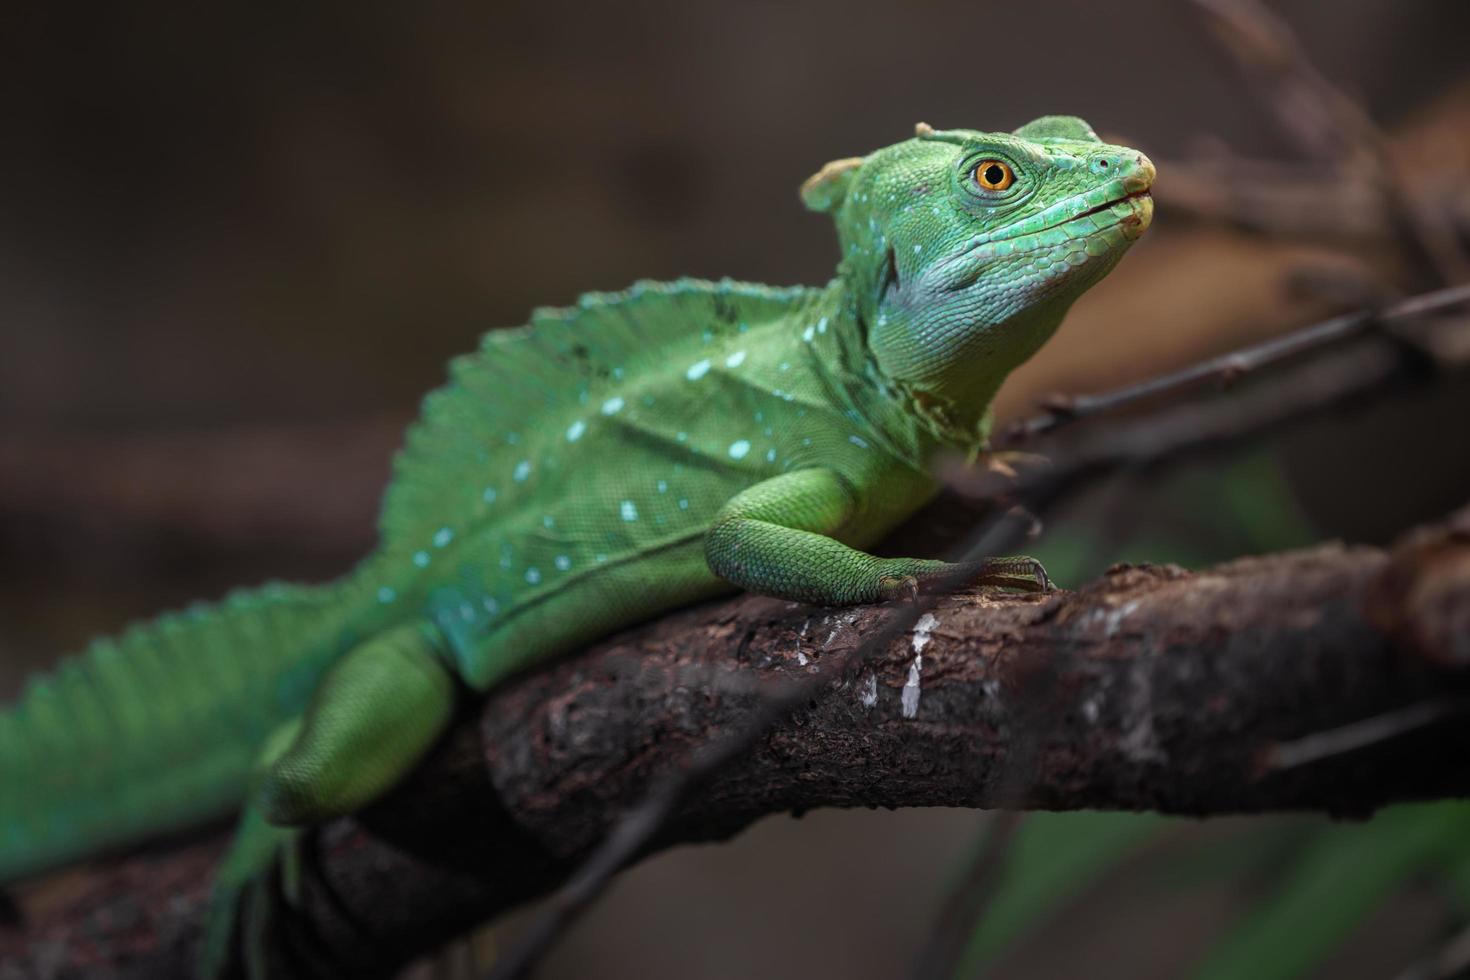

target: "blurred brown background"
[4,1,1470,977]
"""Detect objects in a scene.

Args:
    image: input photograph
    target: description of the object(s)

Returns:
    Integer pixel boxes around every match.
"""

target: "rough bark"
[4,507,1470,979]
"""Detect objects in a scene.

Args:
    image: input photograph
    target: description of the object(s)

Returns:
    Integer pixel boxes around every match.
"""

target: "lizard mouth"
[1070,188,1152,223]
[1069,187,1153,241]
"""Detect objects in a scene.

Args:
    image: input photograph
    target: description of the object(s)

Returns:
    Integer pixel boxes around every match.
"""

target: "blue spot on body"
[482,487,498,504]
[525,567,542,585]
[656,479,668,493]
[621,500,639,521]
[543,515,555,528]
[679,498,690,510]
[601,396,625,415]
[686,359,711,381]
[433,527,454,548]
[725,350,747,368]
[554,555,571,571]
[377,586,396,603]
[413,551,431,568]
[849,435,870,449]
[513,460,532,482]
[565,419,587,442]
[728,440,751,459]
[766,448,777,462]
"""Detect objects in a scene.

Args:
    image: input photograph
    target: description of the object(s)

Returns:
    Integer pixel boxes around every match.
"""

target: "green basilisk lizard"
[0,116,1153,974]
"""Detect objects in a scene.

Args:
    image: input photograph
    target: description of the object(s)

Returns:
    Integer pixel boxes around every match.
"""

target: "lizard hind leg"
[201,720,305,979]
[258,622,458,827]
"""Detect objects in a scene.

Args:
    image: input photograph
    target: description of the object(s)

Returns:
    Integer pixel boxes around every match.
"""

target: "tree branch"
[6,506,1470,979]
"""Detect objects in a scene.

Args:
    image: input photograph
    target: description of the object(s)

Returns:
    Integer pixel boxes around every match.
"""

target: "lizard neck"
[808,279,983,465]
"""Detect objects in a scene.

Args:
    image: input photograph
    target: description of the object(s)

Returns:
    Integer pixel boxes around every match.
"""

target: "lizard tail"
[0,579,361,884]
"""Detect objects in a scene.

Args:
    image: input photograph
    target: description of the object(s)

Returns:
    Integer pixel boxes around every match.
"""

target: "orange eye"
[974,160,1015,191]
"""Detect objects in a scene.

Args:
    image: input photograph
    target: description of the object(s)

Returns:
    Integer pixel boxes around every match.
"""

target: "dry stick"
[1154,159,1391,240]
[1188,0,1470,285]
[489,285,1470,980]
[997,282,1470,445]
[913,813,1024,980]
[1264,699,1470,772]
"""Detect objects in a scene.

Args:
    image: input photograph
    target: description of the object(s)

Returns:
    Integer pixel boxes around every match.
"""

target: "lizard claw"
[1019,557,1054,592]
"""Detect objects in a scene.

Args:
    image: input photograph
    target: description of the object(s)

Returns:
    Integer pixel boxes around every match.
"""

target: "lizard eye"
[973,160,1015,191]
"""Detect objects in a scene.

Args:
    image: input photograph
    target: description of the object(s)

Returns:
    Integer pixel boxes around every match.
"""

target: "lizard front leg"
[704,468,1048,605]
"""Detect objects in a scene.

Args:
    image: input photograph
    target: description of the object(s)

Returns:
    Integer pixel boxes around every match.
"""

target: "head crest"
[913,121,969,147]
[1012,115,1100,142]
[799,156,864,213]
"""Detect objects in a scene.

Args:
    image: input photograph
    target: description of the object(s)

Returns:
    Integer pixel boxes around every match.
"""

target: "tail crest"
[0,581,356,883]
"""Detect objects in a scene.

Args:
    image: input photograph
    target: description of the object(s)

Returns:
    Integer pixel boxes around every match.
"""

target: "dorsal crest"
[378,279,811,548]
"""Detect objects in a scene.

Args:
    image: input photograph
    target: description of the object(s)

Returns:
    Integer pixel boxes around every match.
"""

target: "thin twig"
[997,282,1470,445]
[1188,0,1470,285]
[1263,699,1470,771]
[913,813,1023,980]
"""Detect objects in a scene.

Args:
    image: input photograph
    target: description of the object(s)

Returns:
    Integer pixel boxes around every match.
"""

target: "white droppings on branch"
[902,613,939,719]
[822,610,860,649]
[912,612,939,653]
[859,672,878,708]
[1118,663,1167,763]
[1081,696,1101,724]
[1104,600,1141,638]
[901,661,923,719]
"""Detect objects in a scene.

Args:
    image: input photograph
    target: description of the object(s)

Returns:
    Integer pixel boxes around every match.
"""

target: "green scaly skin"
[0,115,1153,974]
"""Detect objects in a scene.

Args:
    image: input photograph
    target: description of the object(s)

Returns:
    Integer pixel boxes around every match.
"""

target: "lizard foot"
[877,574,921,603]
[203,817,337,980]
[964,555,1053,594]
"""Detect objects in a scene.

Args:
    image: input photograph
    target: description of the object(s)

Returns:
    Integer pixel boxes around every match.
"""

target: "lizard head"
[802,116,1154,435]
